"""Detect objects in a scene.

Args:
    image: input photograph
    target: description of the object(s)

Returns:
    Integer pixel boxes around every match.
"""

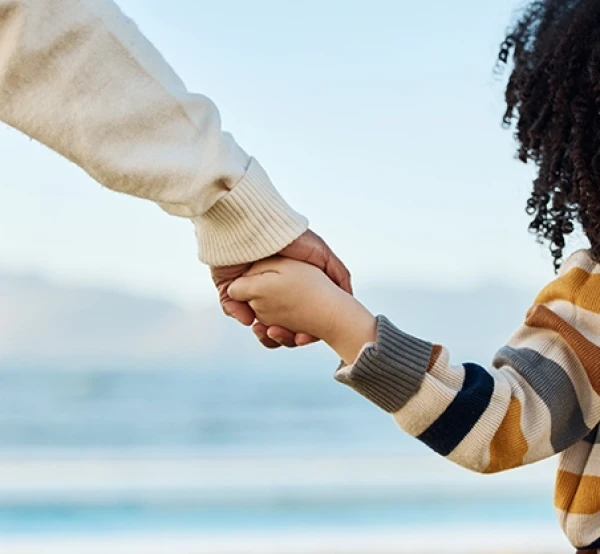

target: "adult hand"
[211,229,352,348]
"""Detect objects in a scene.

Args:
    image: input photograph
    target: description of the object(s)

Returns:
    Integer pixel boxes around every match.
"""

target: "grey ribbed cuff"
[334,315,433,413]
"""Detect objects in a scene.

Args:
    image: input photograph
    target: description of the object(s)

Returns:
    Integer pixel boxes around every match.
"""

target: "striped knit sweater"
[335,249,600,551]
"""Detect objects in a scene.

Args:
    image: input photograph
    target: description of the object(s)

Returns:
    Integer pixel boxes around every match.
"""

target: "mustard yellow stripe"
[536,267,600,314]
[526,305,600,395]
[484,397,528,473]
[555,470,600,515]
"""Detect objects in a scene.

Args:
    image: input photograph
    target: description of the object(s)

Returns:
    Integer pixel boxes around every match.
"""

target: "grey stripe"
[335,315,432,413]
[495,346,589,452]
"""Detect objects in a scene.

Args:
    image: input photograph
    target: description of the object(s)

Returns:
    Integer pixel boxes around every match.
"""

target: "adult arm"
[0,0,307,266]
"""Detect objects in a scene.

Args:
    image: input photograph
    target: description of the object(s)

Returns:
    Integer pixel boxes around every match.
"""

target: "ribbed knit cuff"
[194,158,309,266]
[335,315,433,413]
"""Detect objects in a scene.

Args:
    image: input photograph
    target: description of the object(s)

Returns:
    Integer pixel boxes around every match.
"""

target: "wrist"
[323,294,376,365]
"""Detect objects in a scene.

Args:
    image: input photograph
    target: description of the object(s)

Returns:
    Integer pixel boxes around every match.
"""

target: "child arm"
[336,306,600,473]
[229,254,600,473]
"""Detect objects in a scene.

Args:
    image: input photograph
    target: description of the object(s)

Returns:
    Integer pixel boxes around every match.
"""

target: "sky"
[0,0,585,307]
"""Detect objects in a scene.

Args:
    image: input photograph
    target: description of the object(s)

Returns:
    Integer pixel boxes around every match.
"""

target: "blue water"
[0,369,558,537]
[0,368,422,454]
[0,496,554,535]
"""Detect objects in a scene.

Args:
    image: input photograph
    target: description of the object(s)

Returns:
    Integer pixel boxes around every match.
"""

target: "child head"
[499,0,600,270]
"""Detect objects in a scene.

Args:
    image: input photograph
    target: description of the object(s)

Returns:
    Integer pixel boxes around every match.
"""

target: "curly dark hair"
[499,0,600,270]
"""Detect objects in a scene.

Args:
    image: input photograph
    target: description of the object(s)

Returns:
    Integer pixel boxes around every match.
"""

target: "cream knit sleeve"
[0,0,307,265]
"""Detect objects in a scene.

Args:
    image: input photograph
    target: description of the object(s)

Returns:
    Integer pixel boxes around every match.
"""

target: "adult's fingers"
[279,229,352,295]
[210,263,255,325]
[221,299,255,327]
[324,251,353,295]
[254,323,316,348]
[252,322,282,349]
[265,326,298,348]
[295,333,319,346]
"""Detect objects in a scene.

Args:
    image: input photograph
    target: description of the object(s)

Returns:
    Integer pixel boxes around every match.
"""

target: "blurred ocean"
[0,367,432,454]
[0,273,571,552]
[0,367,570,553]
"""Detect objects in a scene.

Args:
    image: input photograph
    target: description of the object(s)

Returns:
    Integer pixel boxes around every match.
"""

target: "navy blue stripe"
[417,363,495,457]
[584,428,599,445]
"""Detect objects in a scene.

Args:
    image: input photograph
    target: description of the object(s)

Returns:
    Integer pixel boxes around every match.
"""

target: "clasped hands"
[210,230,376,364]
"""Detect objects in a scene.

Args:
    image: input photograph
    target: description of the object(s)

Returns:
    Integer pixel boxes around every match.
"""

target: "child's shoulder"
[559,249,598,276]
[534,249,600,313]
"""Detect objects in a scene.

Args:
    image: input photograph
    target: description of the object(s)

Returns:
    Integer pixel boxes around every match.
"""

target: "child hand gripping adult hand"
[228,257,376,365]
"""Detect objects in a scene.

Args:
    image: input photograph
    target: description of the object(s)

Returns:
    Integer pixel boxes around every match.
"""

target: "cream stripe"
[558,440,597,477]
[427,347,464,388]
[561,250,596,274]
[505,321,555,353]
[570,262,600,274]
[558,509,600,548]
[392,349,464,438]
[505,320,556,348]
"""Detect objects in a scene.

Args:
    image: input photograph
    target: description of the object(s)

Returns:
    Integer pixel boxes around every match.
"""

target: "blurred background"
[0,0,581,552]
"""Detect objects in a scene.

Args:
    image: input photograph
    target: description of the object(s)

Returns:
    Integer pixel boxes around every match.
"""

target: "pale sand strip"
[0,526,572,554]
[0,455,554,496]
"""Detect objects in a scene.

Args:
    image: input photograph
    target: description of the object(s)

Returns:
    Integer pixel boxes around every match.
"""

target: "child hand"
[227,257,344,341]
[228,257,376,363]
